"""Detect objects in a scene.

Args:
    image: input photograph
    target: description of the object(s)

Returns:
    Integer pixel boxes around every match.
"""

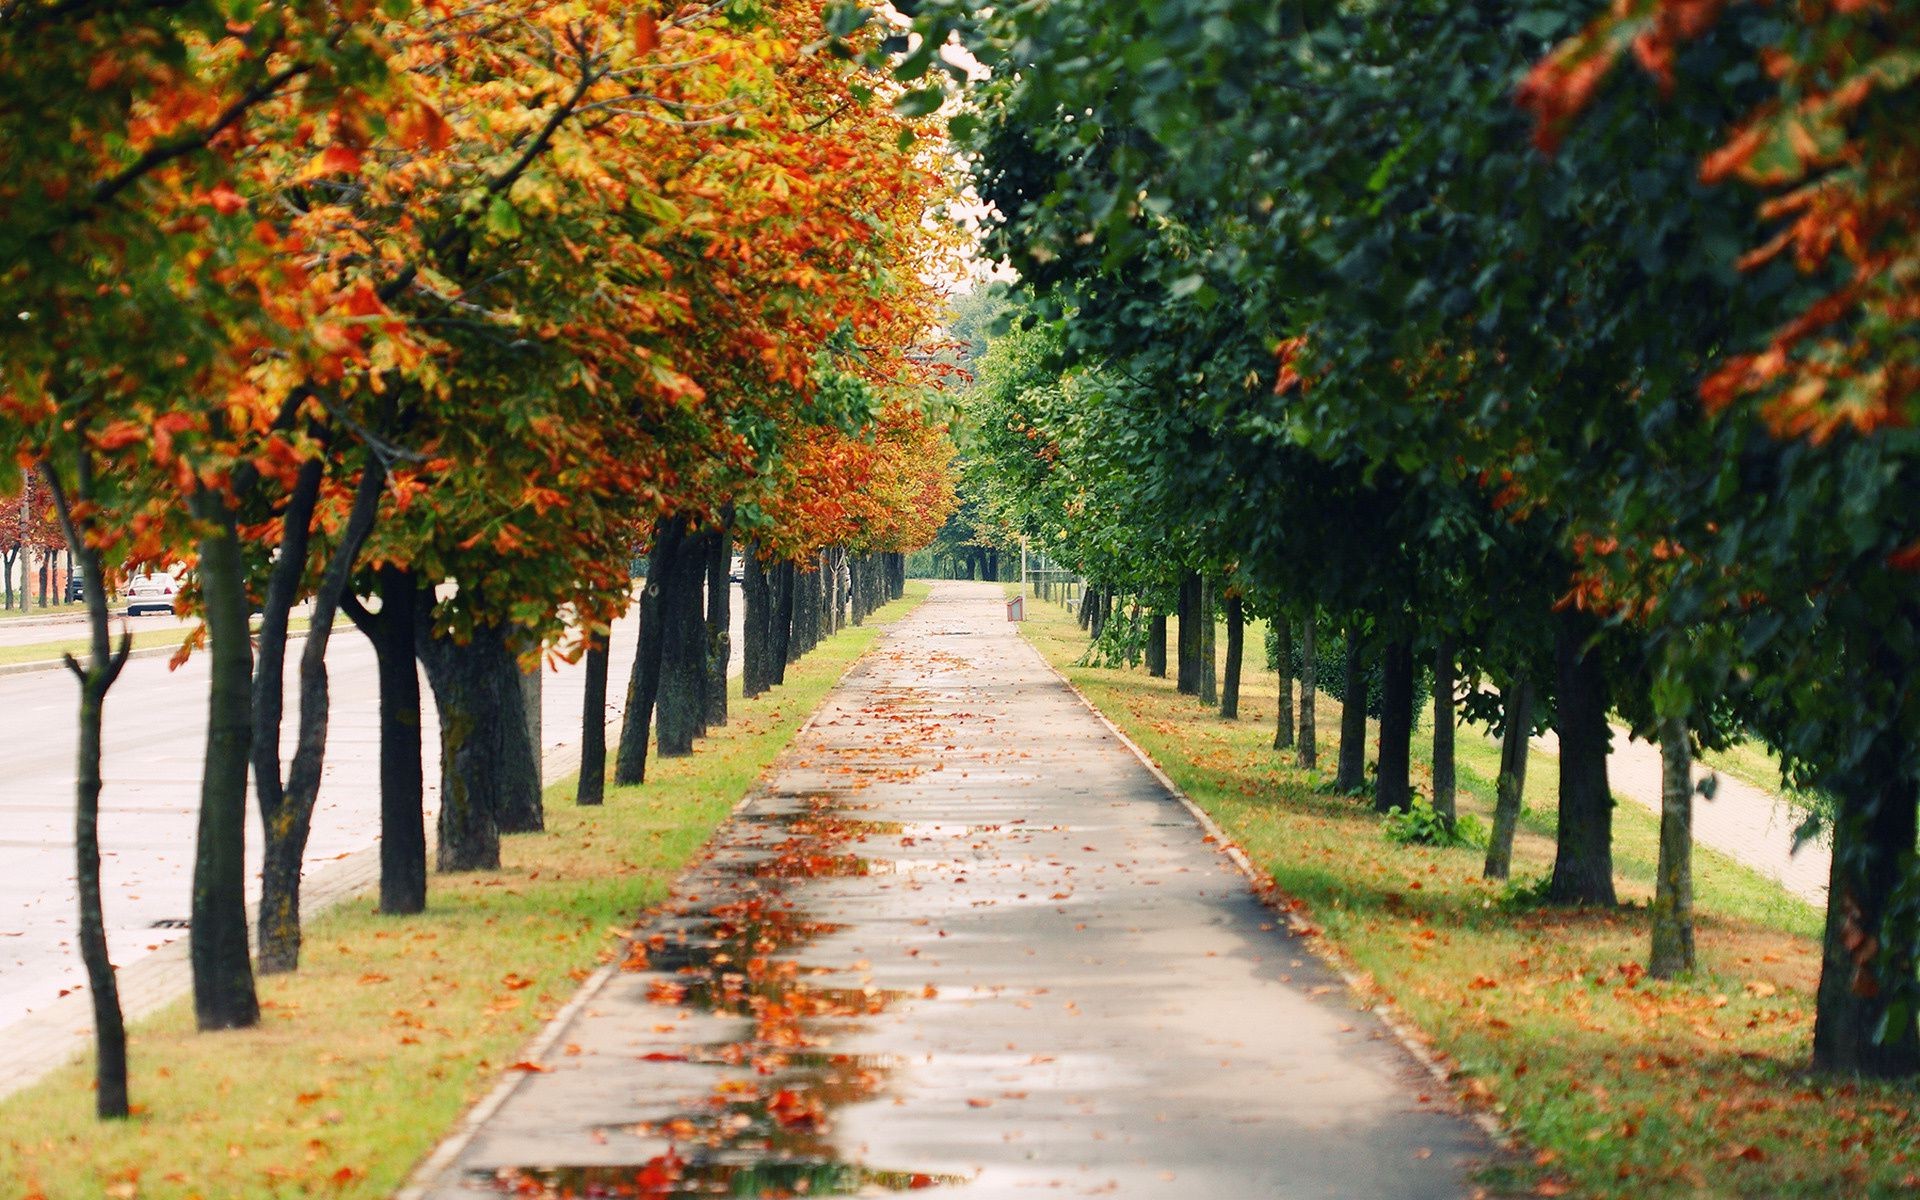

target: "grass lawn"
[1019,593,1916,1199]
[0,601,89,621]
[0,583,926,1200]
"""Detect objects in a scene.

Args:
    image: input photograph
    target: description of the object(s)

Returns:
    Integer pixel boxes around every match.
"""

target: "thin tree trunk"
[743,545,770,697]
[43,460,132,1119]
[189,499,260,1031]
[1484,680,1533,880]
[577,630,610,806]
[1649,716,1696,979]
[1297,619,1318,768]
[699,542,726,723]
[1334,628,1368,793]
[343,566,425,913]
[772,559,795,681]
[1221,593,1243,719]
[1812,733,1920,1076]
[1146,614,1168,678]
[1198,577,1217,706]
[1432,637,1457,826]
[615,516,686,785]
[1374,638,1414,813]
[256,460,382,973]
[1548,610,1618,906]
[1273,617,1294,750]
[1176,573,1201,694]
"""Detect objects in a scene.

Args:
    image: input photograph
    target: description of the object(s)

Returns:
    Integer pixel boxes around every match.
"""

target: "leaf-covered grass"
[0,584,926,1200]
[1019,595,1917,1200]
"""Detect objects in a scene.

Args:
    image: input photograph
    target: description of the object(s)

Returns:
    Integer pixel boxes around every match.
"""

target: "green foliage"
[1383,797,1488,850]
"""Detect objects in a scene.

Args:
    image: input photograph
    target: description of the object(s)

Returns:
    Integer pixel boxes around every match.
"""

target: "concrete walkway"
[406,582,1492,1199]
[1530,730,1830,906]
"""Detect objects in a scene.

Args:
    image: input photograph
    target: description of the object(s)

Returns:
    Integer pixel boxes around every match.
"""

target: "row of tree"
[1,0,957,1119]
[910,0,1920,1079]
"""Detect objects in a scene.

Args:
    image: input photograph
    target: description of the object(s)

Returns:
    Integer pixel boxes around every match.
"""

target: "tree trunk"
[343,566,426,914]
[615,516,686,785]
[1334,629,1368,793]
[1812,735,1920,1076]
[189,502,260,1031]
[1198,577,1217,706]
[656,531,710,757]
[1374,638,1414,813]
[1175,573,1202,694]
[417,617,540,867]
[577,630,610,806]
[743,545,770,697]
[1221,593,1244,719]
[1297,619,1318,768]
[1548,611,1618,906]
[1649,716,1696,979]
[43,460,131,1119]
[255,459,382,973]
[1273,617,1294,750]
[772,558,795,682]
[1432,637,1457,826]
[1483,680,1533,880]
[1146,614,1168,678]
[519,655,543,802]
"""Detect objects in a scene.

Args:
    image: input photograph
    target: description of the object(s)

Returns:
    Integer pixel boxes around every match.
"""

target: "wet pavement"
[408,581,1495,1199]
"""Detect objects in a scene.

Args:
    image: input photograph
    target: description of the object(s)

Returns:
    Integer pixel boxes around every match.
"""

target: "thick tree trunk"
[255,461,382,973]
[1146,614,1168,678]
[574,614,611,805]
[1273,617,1294,750]
[1484,680,1533,880]
[743,546,770,698]
[1297,619,1318,768]
[1649,716,1696,979]
[343,566,426,913]
[656,530,711,757]
[1334,629,1368,793]
[43,462,131,1119]
[1175,573,1202,694]
[1548,611,1618,906]
[1221,593,1244,719]
[417,618,540,867]
[1432,638,1457,826]
[189,504,260,1031]
[519,657,543,801]
[772,559,795,682]
[615,517,686,786]
[1812,735,1920,1076]
[1198,577,1217,706]
[1374,638,1414,814]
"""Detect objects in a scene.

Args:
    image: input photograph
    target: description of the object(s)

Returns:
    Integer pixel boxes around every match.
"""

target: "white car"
[124,573,180,616]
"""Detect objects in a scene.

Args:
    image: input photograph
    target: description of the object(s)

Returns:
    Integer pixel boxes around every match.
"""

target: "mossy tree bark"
[1483,680,1533,880]
[1649,716,1696,979]
[188,498,260,1031]
[1198,577,1217,706]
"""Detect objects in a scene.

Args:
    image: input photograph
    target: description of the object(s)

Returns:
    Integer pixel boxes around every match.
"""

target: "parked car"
[124,573,180,616]
[64,573,87,603]
[729,554,745,583]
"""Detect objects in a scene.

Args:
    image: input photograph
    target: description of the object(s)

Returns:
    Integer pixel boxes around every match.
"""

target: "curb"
[0,629,311,678]
[1017,616,1514,1152]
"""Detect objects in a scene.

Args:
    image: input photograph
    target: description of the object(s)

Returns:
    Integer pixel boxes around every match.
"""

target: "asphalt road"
[0,587,744,1031]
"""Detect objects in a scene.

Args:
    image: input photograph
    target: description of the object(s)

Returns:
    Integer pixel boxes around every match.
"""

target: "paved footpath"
[407,582,1493,1200]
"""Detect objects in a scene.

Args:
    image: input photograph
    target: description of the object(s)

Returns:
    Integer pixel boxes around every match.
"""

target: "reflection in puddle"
[475,774,963,1198]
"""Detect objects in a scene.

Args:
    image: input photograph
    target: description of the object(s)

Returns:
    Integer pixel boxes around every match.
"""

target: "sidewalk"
[1530,730,1829,906]
[404,581,1493,1199]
